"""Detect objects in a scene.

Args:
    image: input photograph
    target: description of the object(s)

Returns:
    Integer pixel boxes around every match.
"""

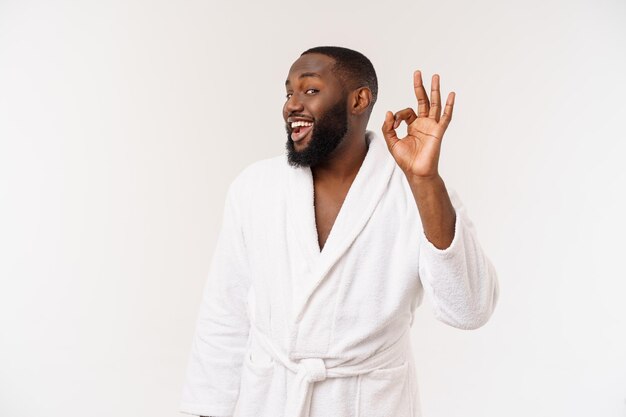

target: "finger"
[393,108,418,129]
[440,92,455,130]
[413,70,430,117]
[428,74,442,122]
[381,110,400,151]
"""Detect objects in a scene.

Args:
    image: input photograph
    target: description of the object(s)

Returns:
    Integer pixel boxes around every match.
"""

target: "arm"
[407,174,499,329]
[180,179,251,417]
[382,70,499,329]
[414,182,499,329]
[406,174,455,250]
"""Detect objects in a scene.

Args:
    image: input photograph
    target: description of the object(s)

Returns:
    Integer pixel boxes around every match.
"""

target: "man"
[180,46,499,417]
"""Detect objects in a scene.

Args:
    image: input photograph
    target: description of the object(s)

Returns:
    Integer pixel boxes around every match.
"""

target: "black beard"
[285,96,348,168]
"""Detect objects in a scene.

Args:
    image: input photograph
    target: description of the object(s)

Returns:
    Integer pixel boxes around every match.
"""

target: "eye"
[305,88,319,95]
[285,92,293,99]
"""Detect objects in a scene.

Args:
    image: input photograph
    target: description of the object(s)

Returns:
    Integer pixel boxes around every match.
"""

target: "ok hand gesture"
[381,70,455,180]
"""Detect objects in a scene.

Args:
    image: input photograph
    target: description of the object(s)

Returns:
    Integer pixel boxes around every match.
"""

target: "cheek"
[310,95,335,114]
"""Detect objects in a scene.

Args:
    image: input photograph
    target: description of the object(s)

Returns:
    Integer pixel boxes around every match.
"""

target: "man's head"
[283,46,378,168]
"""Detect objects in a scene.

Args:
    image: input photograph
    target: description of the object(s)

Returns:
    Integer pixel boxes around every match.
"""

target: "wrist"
[405,172,443,186]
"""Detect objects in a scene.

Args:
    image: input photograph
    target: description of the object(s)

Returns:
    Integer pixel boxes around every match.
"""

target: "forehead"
[285,53,338,84]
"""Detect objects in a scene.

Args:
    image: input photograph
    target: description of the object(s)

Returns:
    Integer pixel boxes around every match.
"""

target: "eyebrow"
[285,72,322,86]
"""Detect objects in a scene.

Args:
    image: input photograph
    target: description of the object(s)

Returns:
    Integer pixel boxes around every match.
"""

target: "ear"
[350,87,373,115]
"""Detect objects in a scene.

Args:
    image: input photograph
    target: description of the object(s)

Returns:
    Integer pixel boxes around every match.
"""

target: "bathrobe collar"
[285,130,397,322]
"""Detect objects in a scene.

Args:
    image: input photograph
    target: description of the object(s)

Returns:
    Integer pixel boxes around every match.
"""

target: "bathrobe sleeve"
[180,179,251,417]
[418,187,500,330]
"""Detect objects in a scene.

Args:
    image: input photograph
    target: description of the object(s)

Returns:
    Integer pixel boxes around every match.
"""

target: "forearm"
[406,174,456,249]
[415,184,500,329]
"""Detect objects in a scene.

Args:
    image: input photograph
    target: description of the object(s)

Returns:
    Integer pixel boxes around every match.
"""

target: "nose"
[284,93,304,114]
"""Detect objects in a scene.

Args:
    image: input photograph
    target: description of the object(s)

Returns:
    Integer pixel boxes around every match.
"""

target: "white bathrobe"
[180,130,499,417]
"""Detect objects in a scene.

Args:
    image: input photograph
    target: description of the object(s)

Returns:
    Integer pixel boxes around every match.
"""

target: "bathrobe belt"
[250,323,411,417]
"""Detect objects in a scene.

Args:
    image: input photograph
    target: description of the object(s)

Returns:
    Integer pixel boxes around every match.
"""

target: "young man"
[180,46,499,417]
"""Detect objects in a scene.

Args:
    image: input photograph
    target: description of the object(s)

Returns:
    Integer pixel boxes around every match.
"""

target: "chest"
[313,182,350,252]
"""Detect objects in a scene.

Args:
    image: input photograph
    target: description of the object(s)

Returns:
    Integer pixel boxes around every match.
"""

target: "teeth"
[291,121,313,128]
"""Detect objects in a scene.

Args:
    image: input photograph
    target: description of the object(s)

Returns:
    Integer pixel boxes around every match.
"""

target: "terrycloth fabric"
[250,321,412,417]
[180,130,499,417]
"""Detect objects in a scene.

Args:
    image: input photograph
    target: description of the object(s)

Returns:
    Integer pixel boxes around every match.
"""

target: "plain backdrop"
[1,0,625,416]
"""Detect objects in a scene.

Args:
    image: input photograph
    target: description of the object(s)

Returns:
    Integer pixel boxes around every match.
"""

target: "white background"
[1,0,625,416]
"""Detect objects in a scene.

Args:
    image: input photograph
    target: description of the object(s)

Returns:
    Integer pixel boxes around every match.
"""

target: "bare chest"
[313,183,350,252]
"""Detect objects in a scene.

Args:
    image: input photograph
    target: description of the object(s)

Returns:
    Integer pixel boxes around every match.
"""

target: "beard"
[285,96,348,168]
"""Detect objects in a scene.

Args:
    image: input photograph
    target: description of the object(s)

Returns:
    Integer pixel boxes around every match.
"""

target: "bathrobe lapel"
[286,131,396,323]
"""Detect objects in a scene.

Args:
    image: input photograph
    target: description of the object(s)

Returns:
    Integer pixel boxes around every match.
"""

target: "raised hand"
[381,70,455,180]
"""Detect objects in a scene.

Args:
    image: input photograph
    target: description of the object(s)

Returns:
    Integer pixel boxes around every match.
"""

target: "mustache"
[288,113,313,119]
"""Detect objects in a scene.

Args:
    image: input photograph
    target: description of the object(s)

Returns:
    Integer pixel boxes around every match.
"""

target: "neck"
[311,128,369,184]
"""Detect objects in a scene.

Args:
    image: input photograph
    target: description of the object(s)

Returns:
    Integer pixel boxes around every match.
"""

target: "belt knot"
[299,358,326,383]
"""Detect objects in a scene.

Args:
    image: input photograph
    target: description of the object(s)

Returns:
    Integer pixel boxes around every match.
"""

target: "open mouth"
[290,120,314,142]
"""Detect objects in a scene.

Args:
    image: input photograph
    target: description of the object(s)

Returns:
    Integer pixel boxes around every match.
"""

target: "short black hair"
[300,46,378,110]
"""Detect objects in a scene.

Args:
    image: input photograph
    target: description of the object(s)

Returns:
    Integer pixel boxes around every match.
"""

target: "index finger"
[413,70,430,117]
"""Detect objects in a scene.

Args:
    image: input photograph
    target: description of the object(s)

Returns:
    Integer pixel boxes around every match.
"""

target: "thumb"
[381,111,400,152]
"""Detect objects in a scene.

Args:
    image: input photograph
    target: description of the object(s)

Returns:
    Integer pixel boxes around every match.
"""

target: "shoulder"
[227,153,287,202]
